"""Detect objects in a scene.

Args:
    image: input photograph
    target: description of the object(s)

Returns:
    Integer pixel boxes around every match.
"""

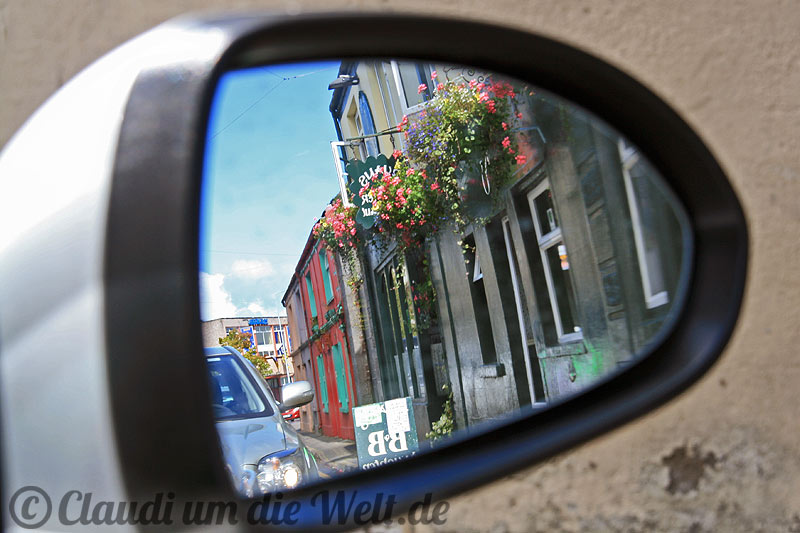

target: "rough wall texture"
[2,1,799,531]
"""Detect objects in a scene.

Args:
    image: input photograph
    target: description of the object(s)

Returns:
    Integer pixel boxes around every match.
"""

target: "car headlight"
[256,447,308,493]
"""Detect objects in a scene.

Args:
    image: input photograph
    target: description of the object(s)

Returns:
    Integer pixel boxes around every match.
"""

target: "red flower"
[398,115,409,131]
[417,83,428,94]
[431,70,438,80]
[392,149,402,159]
[502,136,511,149]
[515,154,527,165]
[502,122,508,130]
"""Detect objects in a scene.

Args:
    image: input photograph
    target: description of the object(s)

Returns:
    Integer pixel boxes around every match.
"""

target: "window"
[358,91,380,157]
[305,273,317,319]
[619,140,669,309]
[331,343,350,413]
[206,355,269,419]
[253,325,270,347]
[390,61,434,113]
[502,217,546,404]
[319,249,334,303]
[316,354,328,413]
[463,234,498,365]
[528,181,582,343]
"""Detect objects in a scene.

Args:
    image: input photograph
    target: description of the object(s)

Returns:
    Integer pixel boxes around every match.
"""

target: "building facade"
[324,60,684,435]
[282,233,364,440]
[201,316,293,378]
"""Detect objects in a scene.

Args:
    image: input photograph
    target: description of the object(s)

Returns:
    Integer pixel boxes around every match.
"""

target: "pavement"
[290,420,359,479]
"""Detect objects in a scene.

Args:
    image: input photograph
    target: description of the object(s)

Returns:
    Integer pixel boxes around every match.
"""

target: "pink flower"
[407,168,415,176]
[436,83,444,92]
[515,154,527,165]
[350,228,356,235]
[431,70,438,80]
[397,115,409,131]
[430,182,440,191]
[502,136,511,149]
[502,122,508,130]
[516,111,523,120]
[392,149,402,159]
[417,83,427,94]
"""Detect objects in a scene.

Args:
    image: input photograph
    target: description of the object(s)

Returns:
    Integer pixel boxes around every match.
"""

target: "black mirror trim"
[104,12,747,529]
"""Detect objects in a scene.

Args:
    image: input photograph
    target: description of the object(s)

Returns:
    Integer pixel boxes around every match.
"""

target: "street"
[290,420,359,479]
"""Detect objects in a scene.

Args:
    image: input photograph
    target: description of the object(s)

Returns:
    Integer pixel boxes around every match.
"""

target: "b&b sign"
[346,154,397,229]
[352,397,419,470]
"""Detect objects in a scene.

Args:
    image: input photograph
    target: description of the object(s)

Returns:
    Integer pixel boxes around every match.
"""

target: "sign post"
[353,397,419,470]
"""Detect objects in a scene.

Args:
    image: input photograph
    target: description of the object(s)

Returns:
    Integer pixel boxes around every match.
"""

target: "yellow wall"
[2,1,799,530]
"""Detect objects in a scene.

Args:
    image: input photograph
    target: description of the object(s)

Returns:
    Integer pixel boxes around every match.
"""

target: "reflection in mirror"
[199,59,690,496]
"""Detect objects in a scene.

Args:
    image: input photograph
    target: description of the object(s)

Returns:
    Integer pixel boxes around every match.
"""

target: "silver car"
[204,346,319,496]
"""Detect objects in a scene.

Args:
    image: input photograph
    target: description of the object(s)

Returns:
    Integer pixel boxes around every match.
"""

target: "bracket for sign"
[330,140,360,208]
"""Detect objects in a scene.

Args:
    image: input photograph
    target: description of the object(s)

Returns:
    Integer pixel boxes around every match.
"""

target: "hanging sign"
[353,396,419,470]
[346,154,397,229]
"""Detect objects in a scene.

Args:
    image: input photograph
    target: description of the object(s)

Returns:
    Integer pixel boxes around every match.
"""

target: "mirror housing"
[0,11,747,529]
[279,380,314,411]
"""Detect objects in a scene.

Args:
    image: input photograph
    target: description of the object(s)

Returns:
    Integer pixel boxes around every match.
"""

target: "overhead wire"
[209,65,337,139]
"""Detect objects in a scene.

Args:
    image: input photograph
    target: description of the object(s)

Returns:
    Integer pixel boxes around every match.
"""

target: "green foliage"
[218,329,273,380]
[426,384,456,444]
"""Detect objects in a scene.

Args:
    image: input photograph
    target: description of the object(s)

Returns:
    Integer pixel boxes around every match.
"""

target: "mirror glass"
[199,59,690,496]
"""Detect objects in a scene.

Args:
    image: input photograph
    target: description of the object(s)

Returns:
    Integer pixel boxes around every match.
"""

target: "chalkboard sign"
[352,397,419,470]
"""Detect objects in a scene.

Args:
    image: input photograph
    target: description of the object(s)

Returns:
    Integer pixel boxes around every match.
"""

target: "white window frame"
[502,217,544,404]
[528,181,583,344]
[618,140,669,309]
[389,60,434,115]
[472,248,483,282]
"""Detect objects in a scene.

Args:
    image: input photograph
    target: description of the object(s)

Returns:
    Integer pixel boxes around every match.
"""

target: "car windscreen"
[206,355,273,420]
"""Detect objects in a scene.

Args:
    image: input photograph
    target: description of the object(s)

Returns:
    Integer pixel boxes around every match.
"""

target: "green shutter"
[332,343,349,413]
[320,250,334,303]
[317,354,328,413]
[305,274,317,318]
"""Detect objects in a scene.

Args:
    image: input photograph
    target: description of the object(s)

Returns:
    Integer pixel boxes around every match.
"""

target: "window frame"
[527,180,583,344]
[319,248,335,303]
[305,273,318,319]
[390,60,434,115]
[619,139,670,309]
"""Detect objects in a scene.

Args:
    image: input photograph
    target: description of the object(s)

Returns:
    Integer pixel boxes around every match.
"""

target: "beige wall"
[2,1,798,531]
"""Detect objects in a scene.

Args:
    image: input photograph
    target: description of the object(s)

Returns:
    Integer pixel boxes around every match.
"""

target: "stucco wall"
[2,1,798,531]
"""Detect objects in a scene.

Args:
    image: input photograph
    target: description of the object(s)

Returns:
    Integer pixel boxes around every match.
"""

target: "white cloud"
[244,302,268,315]
[230,258,274,280]
[199,272,237,320]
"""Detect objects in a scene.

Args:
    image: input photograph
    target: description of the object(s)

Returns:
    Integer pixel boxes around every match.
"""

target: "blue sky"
[200,61,342,320]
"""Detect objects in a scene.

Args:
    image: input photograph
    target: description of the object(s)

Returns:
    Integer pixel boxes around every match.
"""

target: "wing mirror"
[280,380,314,411]
[0,12,747,531]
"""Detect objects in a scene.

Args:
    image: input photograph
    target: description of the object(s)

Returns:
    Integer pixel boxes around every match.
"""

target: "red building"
[284,233,357,440]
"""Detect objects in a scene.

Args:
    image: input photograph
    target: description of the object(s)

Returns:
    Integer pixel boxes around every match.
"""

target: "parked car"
[282,407,301,421]
[205,346,318,496]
